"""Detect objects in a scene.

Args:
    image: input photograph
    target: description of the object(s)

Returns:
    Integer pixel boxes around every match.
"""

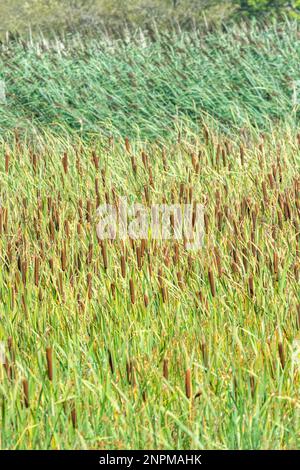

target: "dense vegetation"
[0,1,299,452]
[1,20,300,139]
[0,125,299,449]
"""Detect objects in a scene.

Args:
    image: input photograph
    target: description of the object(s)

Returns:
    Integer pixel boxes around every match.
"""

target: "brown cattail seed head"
[46,347,53,381]
[208,268,216,297]
[22,379,29,408]
[129,279,135,304]
[185,369,192,399]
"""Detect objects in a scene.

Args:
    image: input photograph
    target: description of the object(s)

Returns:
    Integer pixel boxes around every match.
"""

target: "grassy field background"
[0,2,300,451]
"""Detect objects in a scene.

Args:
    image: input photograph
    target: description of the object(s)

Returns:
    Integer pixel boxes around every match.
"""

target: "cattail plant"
[278,342,285,369]
[120,255,126,278]
[125,137,131,153]
[71,405,77,429]
[108,349,114,374]
[143,293,149,307]
[208,268,216,297]
[46,347,53,381]
[87,273,92,300]
[185,369,192,399]
[249,374,256,398]
[100,241,108,270]
[5,152,9,173]
[163,359,169,380]
[129,279,135,304]
[248,275,254,298]
[22,379,29,408]
[62,152,68,174]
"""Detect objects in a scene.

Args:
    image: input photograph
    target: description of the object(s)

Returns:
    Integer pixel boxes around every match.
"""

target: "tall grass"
[0,122,299,449]
[1,19,300,139]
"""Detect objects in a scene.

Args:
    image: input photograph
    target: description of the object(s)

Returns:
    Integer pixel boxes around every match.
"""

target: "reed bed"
[1,19,300,138]
[0,123,299,449]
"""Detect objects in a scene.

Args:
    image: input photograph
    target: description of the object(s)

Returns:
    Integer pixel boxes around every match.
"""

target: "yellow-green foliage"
[0,124,299,449]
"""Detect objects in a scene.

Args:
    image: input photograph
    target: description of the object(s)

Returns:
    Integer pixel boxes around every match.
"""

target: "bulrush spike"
[8,337,14,364]
[222,147,226,166]
[214,247,222,277]
[203,126,209,145]
[86,199,92,224]
[49,258,54,274]
[131,155,137,174]
[61,243,67,271]
[144,185,150,204]
[161,284,168,303]
[163,359,169,380]
[46,347,53,381]
[92,151,99,170]
[101,168,106,187]
[136,246,142,270]
[100,242,108,270]
[62,152,68,174]
[278,342,285,369]
[22,379,29,408]
[185,369,192,399]
[129,279,135,304]
[4,356,12,381]
[64,220,70,238]
[143,293,149,307]
[111,282,116,299]
[126,360,132,384]
[249,375,256,398]
[5,152,9,173]
[120,255,126,278]
[248,275,254,298]
[177,271,184,290]
[71,405,77,428]
[108,349,114,374]
[208,268,216,297]
[173,243,179,265]
[240,145,245,166]
[87,273,92,300]
[87,243,93,265]
[21,259,27,286]
[125,137,131,153]
[34,255,40,287]
[142,151,148,169]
